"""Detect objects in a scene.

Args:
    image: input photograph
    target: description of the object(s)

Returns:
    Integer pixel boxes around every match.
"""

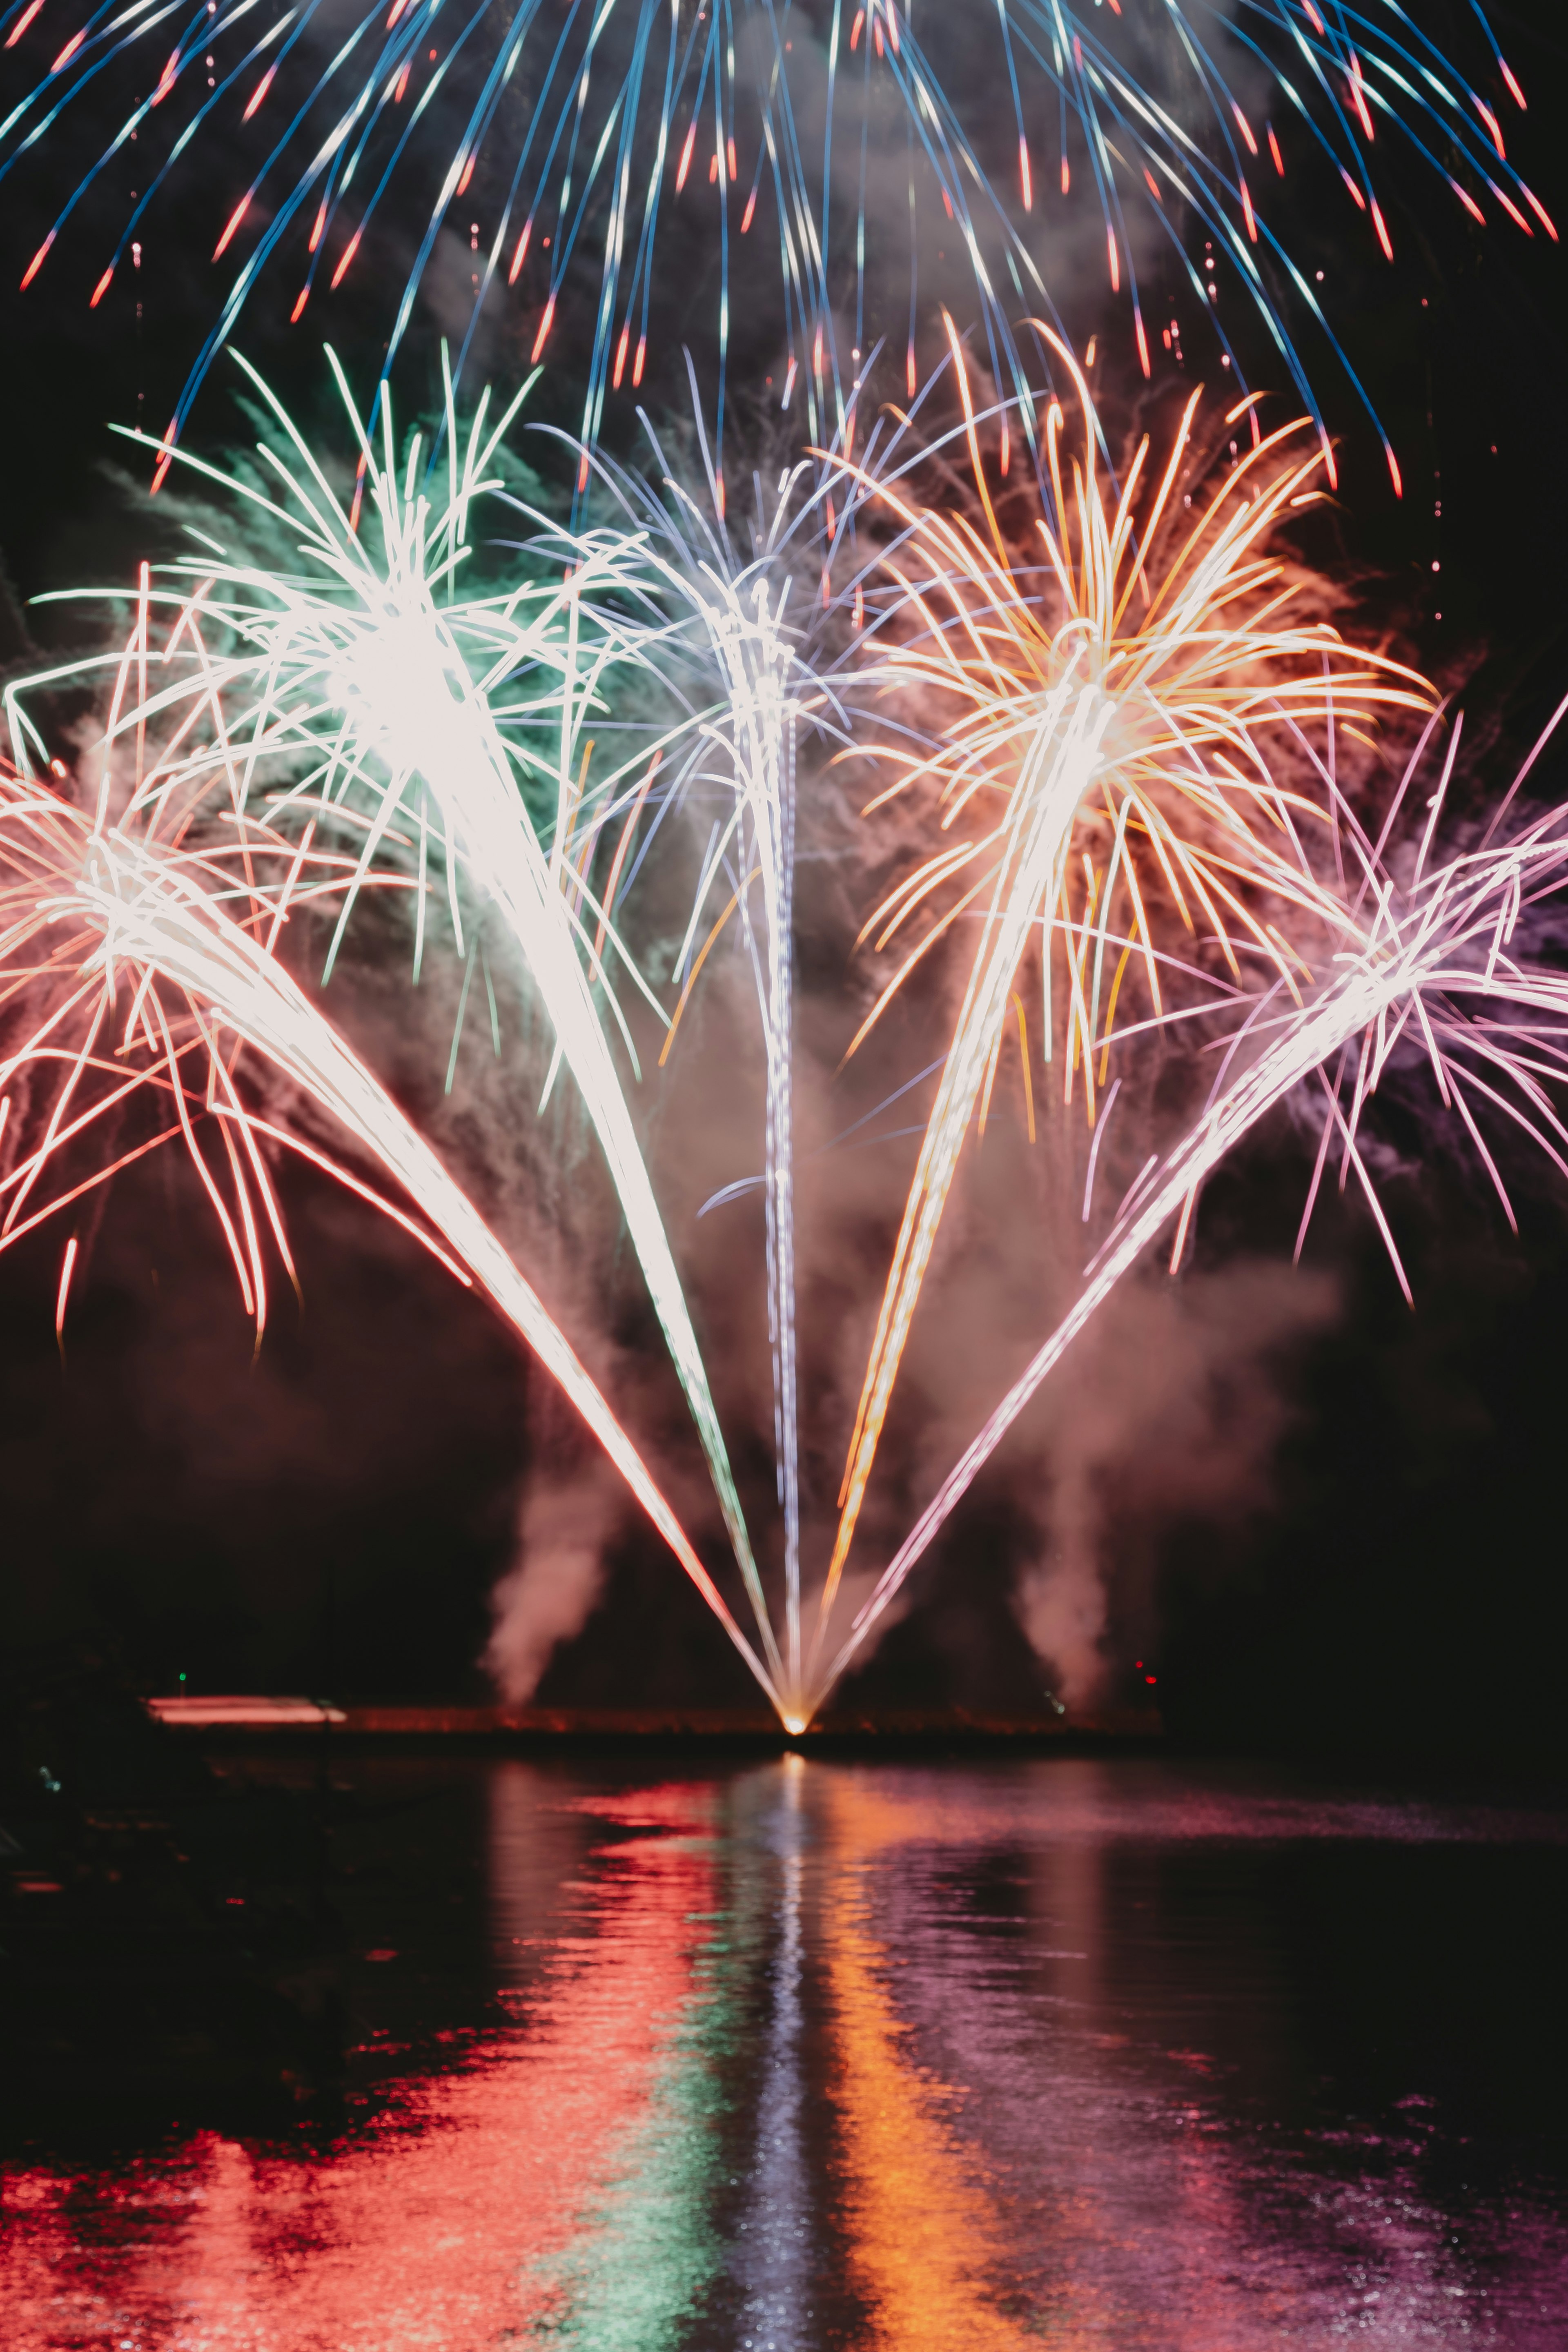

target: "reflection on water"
[4,1757,1567,2348]
[824,1778,1041,2352]
[733,1757,811,2352]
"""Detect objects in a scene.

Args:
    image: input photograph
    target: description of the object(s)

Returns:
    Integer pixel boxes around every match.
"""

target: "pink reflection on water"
[0,1774,718,2352]
[832,1761,1568,2349]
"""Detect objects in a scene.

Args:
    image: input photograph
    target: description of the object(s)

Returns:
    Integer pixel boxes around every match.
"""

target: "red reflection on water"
[0,1778,717,2351]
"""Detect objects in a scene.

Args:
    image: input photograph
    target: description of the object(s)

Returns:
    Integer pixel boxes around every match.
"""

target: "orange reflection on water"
[0,1775,717,2352]
[820,1777,1046,2352]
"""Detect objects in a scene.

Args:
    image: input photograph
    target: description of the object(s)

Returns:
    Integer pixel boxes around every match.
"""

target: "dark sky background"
[2,0,1567,1760]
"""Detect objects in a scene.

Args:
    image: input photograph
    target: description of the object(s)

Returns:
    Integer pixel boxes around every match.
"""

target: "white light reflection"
[735,1754,812,2352]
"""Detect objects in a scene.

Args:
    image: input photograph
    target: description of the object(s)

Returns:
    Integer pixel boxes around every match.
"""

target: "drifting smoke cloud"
[1013,1261,1340,1704]
[421,225,510,373]
[486,1438,621,1702]
[798,987,1343,1709]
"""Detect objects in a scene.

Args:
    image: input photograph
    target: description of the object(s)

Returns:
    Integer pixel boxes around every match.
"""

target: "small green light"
[178,1671,187,1682]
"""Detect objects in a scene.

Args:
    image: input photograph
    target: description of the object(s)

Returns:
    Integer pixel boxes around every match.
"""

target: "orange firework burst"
[812,322,1434,1664]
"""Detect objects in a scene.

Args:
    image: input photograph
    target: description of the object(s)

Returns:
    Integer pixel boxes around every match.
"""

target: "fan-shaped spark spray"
[0,742,784,1710]
[811,706,1568,1707]
[810,322,1432,1664]
[22,341,1568,1732]
[43,354,788,1686]
[565,398,859,1702]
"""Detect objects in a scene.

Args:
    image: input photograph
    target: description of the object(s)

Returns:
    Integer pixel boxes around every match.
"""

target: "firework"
[810,322,1432,1664]
[0,0,1546,487]
[811,704,1568,1704]
[0,731,785,1706]
[7,294,1564,1727]
[571,403,861,1699]
[21,357,806,1684]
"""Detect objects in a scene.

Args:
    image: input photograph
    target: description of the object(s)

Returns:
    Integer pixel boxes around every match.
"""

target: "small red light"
[1145,1675,1157,1686]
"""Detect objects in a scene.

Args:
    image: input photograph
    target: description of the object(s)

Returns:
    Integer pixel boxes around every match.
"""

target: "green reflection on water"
[528,1873,740,2345]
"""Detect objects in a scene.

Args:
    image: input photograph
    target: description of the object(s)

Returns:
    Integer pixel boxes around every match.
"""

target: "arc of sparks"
[808,324,1433,1666]
[0,755,785,1713]
[65,356,786,1687]
[563,410,858,1705]
[811,733,1568,1708]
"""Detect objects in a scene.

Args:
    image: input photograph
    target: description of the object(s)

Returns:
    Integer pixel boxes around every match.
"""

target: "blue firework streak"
[0,0,1551,488]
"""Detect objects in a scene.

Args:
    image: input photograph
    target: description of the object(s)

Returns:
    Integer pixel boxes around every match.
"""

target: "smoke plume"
[486,1441,624,1704]
[1013,1261,1341,1704]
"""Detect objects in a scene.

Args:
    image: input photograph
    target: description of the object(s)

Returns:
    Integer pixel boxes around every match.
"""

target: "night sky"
[2,0,1567,1760]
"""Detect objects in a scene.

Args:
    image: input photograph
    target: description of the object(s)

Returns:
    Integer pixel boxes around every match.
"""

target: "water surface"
[5,1755,1567,2348]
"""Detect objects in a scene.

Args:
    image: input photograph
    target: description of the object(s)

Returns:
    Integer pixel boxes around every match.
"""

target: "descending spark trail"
[0,752,784,1708]
[811,325,1432,1657]
[0,0,1546,485]
[811,715,1568,1704]
[57,357,788,1687]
